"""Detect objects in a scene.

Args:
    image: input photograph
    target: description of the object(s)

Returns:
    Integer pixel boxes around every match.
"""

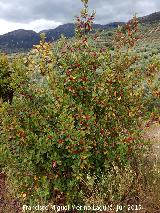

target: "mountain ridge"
[0,22,125,53]
[0,11,159,53]
[138,11,160,23]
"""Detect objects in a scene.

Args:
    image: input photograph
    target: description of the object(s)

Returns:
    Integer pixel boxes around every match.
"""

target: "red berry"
[58,139,64,144]
[48,135,53,140]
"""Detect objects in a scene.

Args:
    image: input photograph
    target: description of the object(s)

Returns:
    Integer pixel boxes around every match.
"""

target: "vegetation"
[0,53,14,104]
[0,0,160,212]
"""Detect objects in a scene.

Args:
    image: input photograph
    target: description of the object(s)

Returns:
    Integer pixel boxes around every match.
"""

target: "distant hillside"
[40,23,75,42]
[139,11,160,23]
[0,22,124,53]
[0,11,159,53]
[0,29,40,53]
[41,22,125,42]
[95,12,160,63]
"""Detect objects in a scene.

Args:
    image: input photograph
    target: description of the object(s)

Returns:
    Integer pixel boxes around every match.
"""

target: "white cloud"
[135,1,157,15]
[0,19,62,35]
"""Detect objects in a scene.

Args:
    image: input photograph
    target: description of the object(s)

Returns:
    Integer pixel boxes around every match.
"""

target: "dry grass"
[139,120,160,212]
[84,120,160,213]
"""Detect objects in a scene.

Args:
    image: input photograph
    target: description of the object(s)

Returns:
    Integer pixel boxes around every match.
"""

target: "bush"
[0,0,159,208]
[0,53,14,104]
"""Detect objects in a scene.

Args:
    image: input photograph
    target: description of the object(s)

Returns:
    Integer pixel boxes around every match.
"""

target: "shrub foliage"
[0,53,14,104]
[0,0,159,207]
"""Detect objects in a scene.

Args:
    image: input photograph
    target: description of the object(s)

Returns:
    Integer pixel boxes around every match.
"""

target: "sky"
[0,0,159,35]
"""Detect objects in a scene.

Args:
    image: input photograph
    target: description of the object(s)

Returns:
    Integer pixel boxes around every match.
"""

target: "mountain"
[0,22,124,53]
[0,29,40,53]
[138,11,160,23]
[41,22,125,42]
[40,23,75,42]
[0,11,159,53]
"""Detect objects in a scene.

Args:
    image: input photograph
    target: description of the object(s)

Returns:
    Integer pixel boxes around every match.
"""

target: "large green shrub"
[0,0,159,208]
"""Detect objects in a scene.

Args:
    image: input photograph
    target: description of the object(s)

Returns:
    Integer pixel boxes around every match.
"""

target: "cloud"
[0,0,159,35]
[0,19,61,35]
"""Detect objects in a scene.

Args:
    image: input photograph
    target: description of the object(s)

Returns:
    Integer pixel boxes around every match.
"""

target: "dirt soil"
[0,172,21,213]
[143,121,160,158]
